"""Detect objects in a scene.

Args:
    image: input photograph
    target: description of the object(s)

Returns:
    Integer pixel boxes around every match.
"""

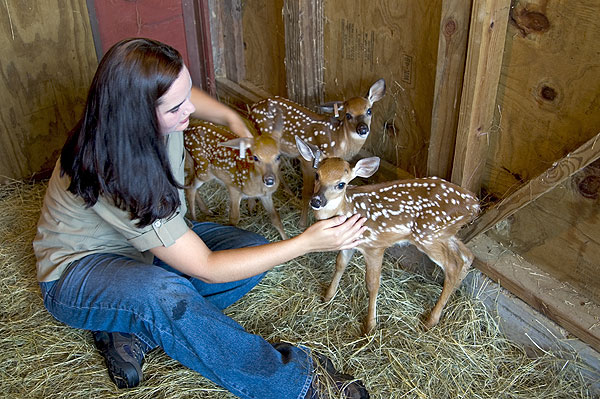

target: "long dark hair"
[61,38,185,227]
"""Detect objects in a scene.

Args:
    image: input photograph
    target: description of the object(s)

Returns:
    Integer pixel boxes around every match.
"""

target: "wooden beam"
[182,0,215,95]
[460,131,600,242]
[282,0,324,108]
[427,0,472,180]
[215,77,270,116]
[451,0,510,193]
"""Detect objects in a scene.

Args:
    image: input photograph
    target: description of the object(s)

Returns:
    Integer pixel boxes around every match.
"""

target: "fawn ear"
[353,157,380,178]
[367,78,386,104]
[296,136,315,161]
[270,108,284,141]
[317,101,344,115]
[296,136,324,168]
[219,137,254,157]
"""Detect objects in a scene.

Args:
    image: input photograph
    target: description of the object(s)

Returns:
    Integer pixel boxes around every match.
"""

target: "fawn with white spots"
[251,79,386,227]
[184,116,288,240]
[296,137,480,333]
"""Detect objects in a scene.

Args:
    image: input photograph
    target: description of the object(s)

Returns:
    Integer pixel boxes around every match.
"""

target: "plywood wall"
[483,0,600,200]
[322,0,443,177]
[0,0,97,182]
[241,0,286,97]
[486,158,600,316]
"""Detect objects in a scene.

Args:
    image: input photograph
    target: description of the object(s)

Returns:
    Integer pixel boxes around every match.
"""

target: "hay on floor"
[0,161,595,398]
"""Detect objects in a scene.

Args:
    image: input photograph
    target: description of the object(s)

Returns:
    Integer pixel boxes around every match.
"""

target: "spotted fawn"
[184,117,287,240]
[296,137,480,333]
[251,79,386,227]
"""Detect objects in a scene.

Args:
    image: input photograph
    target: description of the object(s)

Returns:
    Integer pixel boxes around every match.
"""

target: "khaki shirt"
[33,132,189,282]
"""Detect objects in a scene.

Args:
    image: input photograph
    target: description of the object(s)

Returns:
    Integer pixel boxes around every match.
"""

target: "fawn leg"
[278,168,296,198]
[418,237,473,329]
[185,185,198,220]
[324,249,355,302]
[259,195,288,240]
[227,188,244,226]
[185,180,211,219]
[247,198,257,214]
[363,248,385,334]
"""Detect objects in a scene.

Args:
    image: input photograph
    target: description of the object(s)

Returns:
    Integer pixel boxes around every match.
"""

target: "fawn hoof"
[362,319,377,335]
[422,312,440,330]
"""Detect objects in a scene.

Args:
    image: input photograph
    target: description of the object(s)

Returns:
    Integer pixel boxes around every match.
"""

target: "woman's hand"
[298,214,367,252]
[190,87,252,138]
[225,111,253,139]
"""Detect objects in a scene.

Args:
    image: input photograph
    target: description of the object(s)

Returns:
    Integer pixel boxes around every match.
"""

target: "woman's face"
[156,66,196,135]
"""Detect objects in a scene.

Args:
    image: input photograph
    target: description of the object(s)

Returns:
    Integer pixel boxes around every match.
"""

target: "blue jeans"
[39,221,313,399]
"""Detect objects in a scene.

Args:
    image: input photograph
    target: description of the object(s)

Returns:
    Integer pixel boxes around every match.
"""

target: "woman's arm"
[190,86,252,138]
[150,215,366,283]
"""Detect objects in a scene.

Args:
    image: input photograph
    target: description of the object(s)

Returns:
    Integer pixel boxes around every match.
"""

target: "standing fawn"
[251,79,386,227]
[296,137,480,333]
[184,117,288,240]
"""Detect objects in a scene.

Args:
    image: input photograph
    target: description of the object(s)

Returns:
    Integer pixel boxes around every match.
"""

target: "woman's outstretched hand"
[298,214,367,252]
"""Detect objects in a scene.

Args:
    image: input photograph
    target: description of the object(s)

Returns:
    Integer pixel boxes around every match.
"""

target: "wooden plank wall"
[483,0,600,201]
[479,155,600,350]
[91,0,189,62]
[241,0,286,98]
[321,0,443,177]
[210,0,286,108]
[487,163,600,305]
[455,0,600,351]
[0,0,97,182]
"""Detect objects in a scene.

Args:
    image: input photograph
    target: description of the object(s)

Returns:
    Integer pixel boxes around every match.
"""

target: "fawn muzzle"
[356,122,369,137]
[310,195,325,209]
[263,173,276,187]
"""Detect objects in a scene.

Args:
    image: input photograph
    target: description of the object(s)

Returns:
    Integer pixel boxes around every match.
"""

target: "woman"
[33,38,369,399]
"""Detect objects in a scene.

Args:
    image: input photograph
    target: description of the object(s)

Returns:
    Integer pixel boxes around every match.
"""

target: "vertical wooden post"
[451,0,510,193]
[282,0,324,108]
[427,0,472,180]
[221,0,246,84]
[182,0,215,95]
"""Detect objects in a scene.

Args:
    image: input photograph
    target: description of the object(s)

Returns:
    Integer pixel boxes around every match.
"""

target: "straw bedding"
[0,160,595,398]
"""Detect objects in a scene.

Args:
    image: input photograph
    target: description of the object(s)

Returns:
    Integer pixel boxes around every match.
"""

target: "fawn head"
[219,113,284,187]
[320,79,386,139]
[296,136,380,211]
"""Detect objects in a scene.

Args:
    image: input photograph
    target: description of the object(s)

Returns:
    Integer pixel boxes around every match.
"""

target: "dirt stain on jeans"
[172,300,188,320]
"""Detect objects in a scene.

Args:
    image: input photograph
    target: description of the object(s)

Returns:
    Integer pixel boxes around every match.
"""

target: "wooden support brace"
[460,131,600,243]
[182,0,215,95]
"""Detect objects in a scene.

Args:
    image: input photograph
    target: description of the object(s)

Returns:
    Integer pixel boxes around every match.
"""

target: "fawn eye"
[366,108,372,116]
[336,182,346,190]
[253,155,259,162]
[276,154,282,161]
[345,113,352,120]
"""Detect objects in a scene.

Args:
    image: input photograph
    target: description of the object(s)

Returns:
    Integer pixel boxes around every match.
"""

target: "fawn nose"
[356,122,369,137]
[263,174,276,187]
[310,196,325,209]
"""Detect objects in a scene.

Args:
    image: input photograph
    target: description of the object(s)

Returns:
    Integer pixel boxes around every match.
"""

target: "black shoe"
[93,331,145,388]
[305,353,370,399]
